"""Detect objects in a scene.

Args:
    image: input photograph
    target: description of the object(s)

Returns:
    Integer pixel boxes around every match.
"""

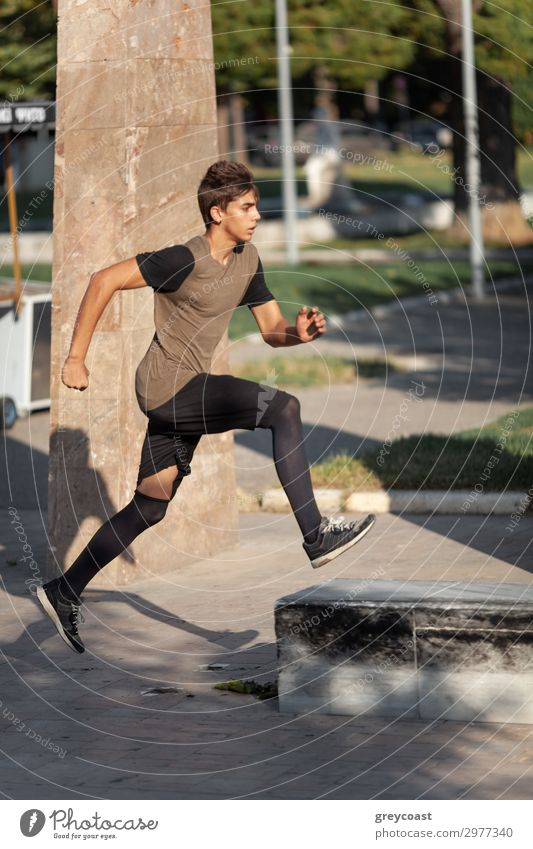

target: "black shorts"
[136,372,293,486]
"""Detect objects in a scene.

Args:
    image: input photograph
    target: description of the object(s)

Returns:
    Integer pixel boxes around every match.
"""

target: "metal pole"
[4,132,23,316]
[461,0,485,298]
[275,0,299,265]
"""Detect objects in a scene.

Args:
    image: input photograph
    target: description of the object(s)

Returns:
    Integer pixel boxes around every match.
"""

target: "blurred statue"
[303,105,352,211]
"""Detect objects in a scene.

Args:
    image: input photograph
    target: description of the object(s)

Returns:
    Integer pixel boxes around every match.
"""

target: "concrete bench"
[275,580,533,723]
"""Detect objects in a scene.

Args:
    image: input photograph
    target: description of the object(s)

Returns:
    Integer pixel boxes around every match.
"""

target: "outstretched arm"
[62,258,147,390]
[250,300,327,347]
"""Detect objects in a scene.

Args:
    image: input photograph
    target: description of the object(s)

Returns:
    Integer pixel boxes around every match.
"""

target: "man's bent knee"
[132,490,170,526]
[277,393,301,422]
[136,465,183,501]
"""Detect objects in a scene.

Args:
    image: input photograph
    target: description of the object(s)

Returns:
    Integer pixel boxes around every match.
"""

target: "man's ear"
[210,203,222,225]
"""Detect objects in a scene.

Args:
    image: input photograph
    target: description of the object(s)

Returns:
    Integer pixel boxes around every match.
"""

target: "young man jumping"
[37,160,375,654]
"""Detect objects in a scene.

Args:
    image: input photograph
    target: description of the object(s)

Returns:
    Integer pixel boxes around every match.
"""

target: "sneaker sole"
[36,586,84,654]
[311,514,376,569]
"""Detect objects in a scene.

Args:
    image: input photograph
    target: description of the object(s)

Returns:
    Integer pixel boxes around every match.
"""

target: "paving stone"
[2,502,533,797]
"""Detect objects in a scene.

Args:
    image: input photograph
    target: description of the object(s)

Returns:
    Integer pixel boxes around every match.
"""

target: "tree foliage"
[210,0,276,92]
[406,0,533,79]
[287,0,415,87]
[473,0,532,81]
[211,0,416,92]
[411,0,533,238]
[0,0,56,100]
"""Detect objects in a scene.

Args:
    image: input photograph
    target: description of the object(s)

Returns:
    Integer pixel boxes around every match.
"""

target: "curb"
[243,488,531,516]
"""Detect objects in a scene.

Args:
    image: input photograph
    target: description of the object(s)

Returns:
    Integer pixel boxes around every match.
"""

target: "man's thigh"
[148,372,293,435]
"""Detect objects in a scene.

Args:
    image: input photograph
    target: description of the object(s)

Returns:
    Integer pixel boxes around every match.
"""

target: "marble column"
[48,0,238,588]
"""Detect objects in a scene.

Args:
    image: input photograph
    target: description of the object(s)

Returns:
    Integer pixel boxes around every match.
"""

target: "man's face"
[215,189,261,241]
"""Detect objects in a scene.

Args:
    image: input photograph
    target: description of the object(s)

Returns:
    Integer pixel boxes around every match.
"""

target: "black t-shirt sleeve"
[135,244,195,293]
[238,257,275,309]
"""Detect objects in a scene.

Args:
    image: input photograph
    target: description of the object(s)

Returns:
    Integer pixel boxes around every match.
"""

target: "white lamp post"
[275,0,299,265]
[461,0,485,298]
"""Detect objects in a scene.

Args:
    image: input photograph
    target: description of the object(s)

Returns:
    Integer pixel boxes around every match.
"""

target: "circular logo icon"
[20,810,46,837]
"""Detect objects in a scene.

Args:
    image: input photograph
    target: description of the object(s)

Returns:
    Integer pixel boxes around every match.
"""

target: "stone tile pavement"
[1,509,532,800]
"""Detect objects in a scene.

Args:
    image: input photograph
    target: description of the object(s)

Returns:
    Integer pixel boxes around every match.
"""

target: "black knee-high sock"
[57,491,171,600]
[269,396,322,543]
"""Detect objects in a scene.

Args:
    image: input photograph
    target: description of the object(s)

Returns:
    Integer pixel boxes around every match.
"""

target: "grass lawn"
[228,258,532,339]
[0,264,52,283]
[309,407,533,493]
[252,146,533,199]
[233,354,396,388]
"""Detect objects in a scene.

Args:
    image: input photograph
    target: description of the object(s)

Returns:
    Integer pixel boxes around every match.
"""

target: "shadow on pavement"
[326,289,532,404]
[1,554,259,661]
[1,432,48,510]
[235,420,381,465]
[401,513,533,578]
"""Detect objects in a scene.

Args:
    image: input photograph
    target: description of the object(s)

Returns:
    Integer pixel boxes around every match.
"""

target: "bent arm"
[266,318,303,348]
[250,300,327,347]
[250,300,301,347]
[67,258,147,362]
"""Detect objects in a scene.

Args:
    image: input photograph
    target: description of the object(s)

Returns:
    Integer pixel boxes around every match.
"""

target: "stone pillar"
[48,0,238,587]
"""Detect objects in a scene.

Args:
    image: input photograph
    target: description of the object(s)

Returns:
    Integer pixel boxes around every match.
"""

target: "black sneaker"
[36,578,85,654]
[303,514,376,569]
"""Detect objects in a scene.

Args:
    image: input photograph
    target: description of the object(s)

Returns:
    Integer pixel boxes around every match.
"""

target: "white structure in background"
[302,105,352,211]
[304,147,343,209]
[0,283,51,426]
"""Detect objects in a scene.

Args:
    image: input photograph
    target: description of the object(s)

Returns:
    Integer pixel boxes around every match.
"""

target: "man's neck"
[204,228,237,266]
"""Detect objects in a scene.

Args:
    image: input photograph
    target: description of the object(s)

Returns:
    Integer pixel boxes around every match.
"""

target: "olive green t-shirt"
[134,233,274,412]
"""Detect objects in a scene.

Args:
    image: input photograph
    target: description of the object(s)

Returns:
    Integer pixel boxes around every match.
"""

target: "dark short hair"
[197,160,259,227]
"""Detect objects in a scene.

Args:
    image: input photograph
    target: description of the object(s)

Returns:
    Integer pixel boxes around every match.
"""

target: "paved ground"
[1,284,532,799]
[2,509,533,800]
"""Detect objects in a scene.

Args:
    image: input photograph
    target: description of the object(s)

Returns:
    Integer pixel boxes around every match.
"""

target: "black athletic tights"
[58,395,322,600]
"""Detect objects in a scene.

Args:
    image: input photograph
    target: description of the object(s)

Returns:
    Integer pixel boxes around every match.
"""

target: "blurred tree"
[212,0,531,243]
[210,0,415,158]
[407,0,533,244]
[288,0,414,89]
[211,0,276,161]
[0,0,57,101]
[512,72,533,145]
[211,1,276,91]
[288,0,415,137]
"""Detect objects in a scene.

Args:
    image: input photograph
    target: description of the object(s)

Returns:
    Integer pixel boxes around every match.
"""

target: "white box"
[0,282,51,418]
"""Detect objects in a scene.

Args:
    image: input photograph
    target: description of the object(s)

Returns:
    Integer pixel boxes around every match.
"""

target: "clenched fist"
[62,357,90,391]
